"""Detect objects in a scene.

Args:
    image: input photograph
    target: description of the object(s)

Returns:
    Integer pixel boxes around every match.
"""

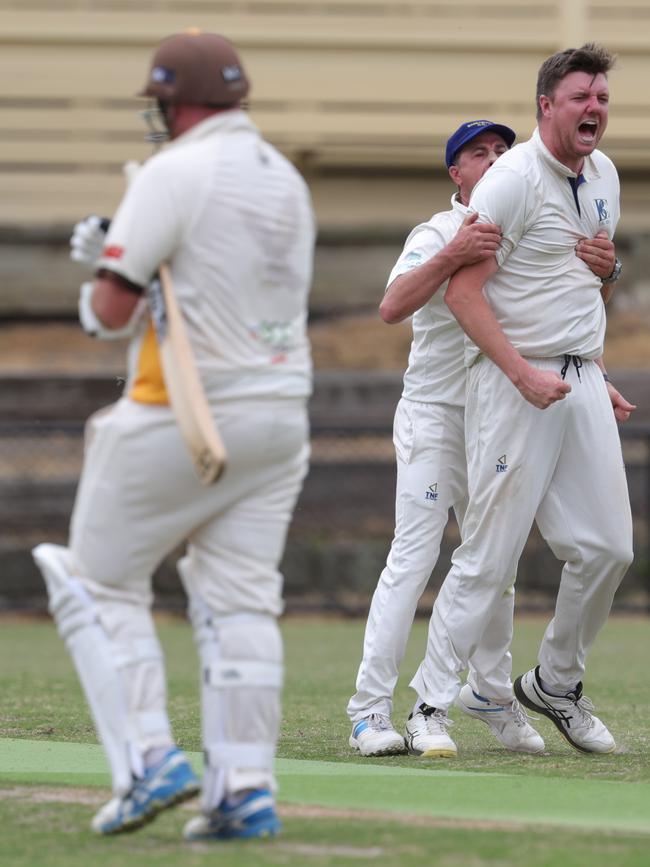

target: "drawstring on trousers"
[560,354,582,382]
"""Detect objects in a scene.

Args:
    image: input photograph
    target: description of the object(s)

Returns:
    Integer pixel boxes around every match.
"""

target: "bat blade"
[152,265,227,484]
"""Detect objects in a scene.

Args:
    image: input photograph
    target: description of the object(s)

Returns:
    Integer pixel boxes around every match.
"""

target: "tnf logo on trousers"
[425,483,439,501]
[496,455,508,473]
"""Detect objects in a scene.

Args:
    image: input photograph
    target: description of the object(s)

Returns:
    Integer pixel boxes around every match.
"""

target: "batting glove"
[70,215,110,267]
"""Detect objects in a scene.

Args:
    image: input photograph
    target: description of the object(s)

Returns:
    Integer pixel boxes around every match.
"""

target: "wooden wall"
[2,0,650,233]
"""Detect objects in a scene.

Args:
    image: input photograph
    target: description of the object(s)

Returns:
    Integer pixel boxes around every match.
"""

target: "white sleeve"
[468,166,539,266]
[386,222,449,289]
[97,154,189,287]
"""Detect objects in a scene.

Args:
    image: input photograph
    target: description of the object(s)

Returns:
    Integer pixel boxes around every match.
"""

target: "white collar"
[168,109,258,149]
[531,127,601,182]
[451,192,469,213]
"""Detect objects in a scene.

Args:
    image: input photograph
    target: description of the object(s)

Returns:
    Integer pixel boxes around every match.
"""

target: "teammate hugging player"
[347,109,623,759]
[410,42,634,756]
[34,30,315,841]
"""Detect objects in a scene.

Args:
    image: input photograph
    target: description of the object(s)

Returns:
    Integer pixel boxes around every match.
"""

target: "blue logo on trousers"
[425,483,439,501]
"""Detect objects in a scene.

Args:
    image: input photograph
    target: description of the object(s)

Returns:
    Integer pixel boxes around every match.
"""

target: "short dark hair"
[535,42,616,118]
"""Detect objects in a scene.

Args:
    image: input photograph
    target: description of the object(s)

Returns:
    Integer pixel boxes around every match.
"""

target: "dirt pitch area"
[1,786,637,836]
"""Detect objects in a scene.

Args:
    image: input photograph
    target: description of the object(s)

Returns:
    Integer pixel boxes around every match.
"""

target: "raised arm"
[380,213,501,324]
[444,257,571,409]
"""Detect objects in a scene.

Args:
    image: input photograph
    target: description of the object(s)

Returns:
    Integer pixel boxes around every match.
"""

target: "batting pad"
[32,544,159,795]
[188,599,283,809]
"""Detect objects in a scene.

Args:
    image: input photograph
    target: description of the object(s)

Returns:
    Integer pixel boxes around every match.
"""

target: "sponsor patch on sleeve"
[400,251,425,271]
[102,244,125,260]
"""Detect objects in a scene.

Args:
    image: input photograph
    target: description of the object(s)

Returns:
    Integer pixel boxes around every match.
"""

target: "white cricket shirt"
[466,127,619,364]
[387,195,468,407]
[98,110,316,404]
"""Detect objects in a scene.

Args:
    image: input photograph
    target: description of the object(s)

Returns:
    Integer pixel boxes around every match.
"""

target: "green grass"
[1,614,649,865]
[3,615,649,777]
[3,794,650,867]
[4,793,650,867]
[281,615,650,782]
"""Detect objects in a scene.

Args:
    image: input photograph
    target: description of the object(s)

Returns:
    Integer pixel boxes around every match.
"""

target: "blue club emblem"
[595,199,609,222]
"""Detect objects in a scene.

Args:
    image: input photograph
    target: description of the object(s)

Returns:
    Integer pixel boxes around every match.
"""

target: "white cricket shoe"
[514,666,616,754]
[456,684,545,754]
[404,704,457,758]
[349,713,406,756]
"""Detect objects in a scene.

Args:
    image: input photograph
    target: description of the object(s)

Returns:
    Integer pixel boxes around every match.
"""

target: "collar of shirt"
[530,126,601,183]
[450,192,470,215]
[167,108,258,150]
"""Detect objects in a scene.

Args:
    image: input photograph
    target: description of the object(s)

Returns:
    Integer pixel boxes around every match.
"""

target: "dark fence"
[1,371,649,614]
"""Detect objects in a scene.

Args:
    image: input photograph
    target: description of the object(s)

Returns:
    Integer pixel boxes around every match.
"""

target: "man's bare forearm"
[445,258,571,409]
[380,214,502,324]
[380,244,471,324]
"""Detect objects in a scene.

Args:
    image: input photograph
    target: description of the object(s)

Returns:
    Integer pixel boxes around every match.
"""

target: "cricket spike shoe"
[183,788,281,841]
[349,713,406,756]
[91,747,200,835]
[456,684,545,754]
[404,703,457,758]
[514,666,616,754]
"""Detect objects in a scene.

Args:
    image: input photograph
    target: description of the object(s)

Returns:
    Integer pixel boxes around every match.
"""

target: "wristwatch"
[601,257,622,284]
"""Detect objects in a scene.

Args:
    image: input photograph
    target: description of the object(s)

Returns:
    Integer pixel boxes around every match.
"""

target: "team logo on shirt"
[595,199,610,223]
[496,455,508,473]
[402,251,424,272]
[249,319,301,352]
[425,483,439,501]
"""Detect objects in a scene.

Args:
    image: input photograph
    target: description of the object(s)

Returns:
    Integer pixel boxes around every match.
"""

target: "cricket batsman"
[33,29,315,841]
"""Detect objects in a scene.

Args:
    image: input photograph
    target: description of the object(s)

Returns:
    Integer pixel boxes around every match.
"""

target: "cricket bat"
[149,265,227,484]
[121,162,226,484]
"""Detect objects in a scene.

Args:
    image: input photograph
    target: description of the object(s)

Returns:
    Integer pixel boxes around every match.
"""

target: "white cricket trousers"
[411,357,633,709]
[70,396,309,614]
[347,397,516,724]
[67,395,308,775]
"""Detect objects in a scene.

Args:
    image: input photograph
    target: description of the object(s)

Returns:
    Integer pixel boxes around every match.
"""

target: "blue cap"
[445,120,516,168]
